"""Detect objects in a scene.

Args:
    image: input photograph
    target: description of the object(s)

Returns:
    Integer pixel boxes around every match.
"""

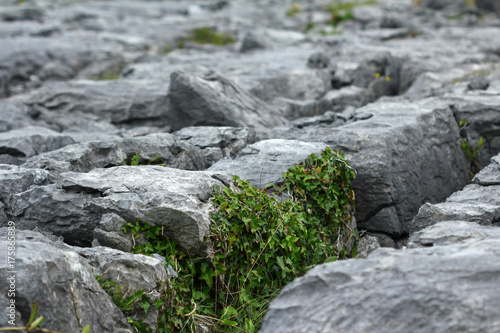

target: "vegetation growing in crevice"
[328,1,377,26]
[115,147,357,332]
[177,27,236,49]
[459,120,485,177]
[123,152,166,166]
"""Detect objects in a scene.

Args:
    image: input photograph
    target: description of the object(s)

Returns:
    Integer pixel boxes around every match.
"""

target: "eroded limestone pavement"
[0,0,499,331]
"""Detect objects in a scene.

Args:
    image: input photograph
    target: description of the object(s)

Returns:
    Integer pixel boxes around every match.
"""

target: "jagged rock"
[473,154,500,185]
[75,246,170,332]
[93,213,134,252]
[356,234,380,258]
[0,34,125,96]
[0,126,75,165]
[208,139,327,189]
[410,159,500,234]
[0,228,132,332]
[272,98,469,236]
[167,70,287,132]
[261,221,500,333]
[22,133,206,176]
[11,166,232,253]
[173,126,258,167]
[408,220,500,248]
[0,165,55,224]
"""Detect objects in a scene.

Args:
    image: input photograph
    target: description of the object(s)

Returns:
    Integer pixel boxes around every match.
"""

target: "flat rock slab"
[261,221,500,333]
[11,166,232,254]
[208,139,327,189]
[22,133,206,176]
[23,80,173,128]
[411,166,500,234]
[0,228,131,332]
[272,98,469,236]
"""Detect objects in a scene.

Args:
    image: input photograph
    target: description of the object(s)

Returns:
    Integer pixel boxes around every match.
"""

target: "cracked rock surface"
[1,0,500,331]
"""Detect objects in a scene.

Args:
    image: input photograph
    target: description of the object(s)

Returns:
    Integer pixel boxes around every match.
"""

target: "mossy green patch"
[328,0,377,26]
[177,27,236,49]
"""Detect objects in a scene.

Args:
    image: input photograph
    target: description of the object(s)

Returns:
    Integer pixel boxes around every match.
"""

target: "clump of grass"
[177,27,236,48]
[328,0,377,26]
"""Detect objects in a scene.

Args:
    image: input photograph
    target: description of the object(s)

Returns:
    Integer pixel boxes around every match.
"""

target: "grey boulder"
[272,98,469,236]
[0,228,131,332]
[0,165,55,224]
[167,70,288,132]
[23,80,173,128]
[173,126,258,167]
[75,246,171,332]
[261,221,500,333]
[410,152,500,234]
[11,166,232,254]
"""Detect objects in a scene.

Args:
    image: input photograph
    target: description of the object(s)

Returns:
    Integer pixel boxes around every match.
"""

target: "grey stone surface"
[208,139,327,189]
[261,221,500,333]
[0,126,75,165]
[0,165,55,224]
[173,126,258,167]
[23,80,173,128]
[0,228,131,332]
[411,183,500,233]
[474,154,500,185]
[0,34,127,97]
[74,245,170,332]
[166,70,288,132]
[1,0,500,331]
[22,133,206,176]
[272,98,469,236]
[11,166,232,254]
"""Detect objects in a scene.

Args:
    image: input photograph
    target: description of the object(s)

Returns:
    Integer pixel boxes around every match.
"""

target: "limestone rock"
[22,133,206,176]
[0,228,131,332]
[261,221,500,333]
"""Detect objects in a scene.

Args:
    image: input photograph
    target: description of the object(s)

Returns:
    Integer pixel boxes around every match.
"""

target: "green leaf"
[245,318,256,333]
[276,256,286,270]
[221,320,238,326]
[81,324,91,333]
[27,301,40,326]
[28,316,44,330]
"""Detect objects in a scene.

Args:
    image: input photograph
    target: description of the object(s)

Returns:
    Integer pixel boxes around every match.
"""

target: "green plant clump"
[459,120,485,176]
[177,27,236,49]
[328,1,377,26]
[119,147,357,332]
